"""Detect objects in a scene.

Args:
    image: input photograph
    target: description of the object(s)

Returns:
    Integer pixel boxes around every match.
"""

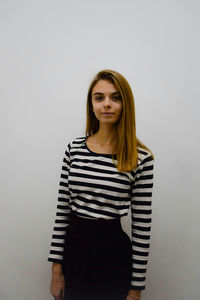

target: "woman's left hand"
[126,289,141,300]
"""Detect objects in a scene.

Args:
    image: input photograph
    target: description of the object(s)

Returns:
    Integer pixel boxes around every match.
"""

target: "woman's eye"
[113,96,121,101]
[95,96,121,101]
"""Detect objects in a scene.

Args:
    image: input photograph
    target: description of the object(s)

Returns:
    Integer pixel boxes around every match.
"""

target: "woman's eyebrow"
[93,92,120,96]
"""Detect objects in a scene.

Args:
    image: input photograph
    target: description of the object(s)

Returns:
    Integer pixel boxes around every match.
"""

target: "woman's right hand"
[50,273,65,300]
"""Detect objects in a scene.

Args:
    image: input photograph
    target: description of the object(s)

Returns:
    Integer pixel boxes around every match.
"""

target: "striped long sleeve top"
[48,136,155,290]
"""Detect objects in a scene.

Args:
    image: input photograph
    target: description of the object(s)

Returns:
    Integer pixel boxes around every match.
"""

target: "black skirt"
[62,212,132,300]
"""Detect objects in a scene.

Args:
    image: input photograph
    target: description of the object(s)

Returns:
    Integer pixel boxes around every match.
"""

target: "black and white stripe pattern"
[48,136,154,290]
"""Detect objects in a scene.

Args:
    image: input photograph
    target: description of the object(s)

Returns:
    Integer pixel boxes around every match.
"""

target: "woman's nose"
[103,97,111,106]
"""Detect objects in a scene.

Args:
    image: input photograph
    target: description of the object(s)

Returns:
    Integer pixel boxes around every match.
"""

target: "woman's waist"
[67,210,124,239]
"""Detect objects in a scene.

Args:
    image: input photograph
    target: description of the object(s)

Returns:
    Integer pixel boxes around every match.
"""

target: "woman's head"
[90,79,123,129]
[86,69,136,138]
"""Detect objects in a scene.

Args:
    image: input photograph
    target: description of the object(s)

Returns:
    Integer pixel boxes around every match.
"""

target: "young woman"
[48,69,155,300]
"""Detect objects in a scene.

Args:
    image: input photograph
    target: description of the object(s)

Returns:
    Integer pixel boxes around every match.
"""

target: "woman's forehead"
[92,80,118,94]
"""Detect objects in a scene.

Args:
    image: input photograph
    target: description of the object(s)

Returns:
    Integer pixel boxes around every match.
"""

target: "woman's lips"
[101,113,114,115]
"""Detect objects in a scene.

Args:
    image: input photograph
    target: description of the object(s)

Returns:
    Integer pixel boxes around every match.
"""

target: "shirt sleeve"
[48,142,72,263]
[130,152,155,290]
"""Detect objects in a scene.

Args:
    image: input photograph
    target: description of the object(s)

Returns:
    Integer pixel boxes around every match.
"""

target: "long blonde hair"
[85,69,154,172]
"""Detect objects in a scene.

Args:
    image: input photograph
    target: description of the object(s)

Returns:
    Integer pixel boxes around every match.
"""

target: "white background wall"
[1,0,199,299]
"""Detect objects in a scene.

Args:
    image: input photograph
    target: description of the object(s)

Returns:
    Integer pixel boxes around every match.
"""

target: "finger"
[61,280,65,299]
[62,288,65,298]
[54,295,62,300]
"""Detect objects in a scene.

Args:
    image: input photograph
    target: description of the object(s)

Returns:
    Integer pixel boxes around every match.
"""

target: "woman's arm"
[126,289,142,300]
[52,262,63,275]
[48,142,72,263]
[130,151,155,291]
[48,142,72,299]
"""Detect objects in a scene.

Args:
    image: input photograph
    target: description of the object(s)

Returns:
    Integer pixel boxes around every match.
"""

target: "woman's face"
[91,80,123,126]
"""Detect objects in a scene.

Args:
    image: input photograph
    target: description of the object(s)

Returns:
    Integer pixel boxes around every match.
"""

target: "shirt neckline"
[84,136,117,157]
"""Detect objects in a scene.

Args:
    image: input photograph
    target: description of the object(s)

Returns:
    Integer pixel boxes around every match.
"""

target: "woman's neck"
[92,129,117,145]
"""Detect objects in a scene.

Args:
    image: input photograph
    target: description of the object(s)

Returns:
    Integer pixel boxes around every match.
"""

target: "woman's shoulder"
[66,136,86,150]
[137,146,153,157]
[136,146,154,167]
